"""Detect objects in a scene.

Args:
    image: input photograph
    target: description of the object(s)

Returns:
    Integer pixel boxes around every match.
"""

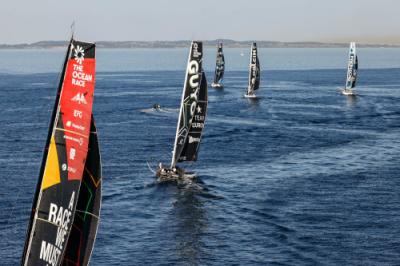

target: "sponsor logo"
[67,166,77,174]
[66,120,85,131]
[71,93,87,105]
[40,193,75,265]
[192,123,204,129]
[252,48,257,64]
[192,42,202,58]
[189,136,200,143]
[69,148,76,160]
[74,45,85,64]
[73,110,83,119]
[196,105,202,114]
[187,60,201,117]
[64,135,84,146]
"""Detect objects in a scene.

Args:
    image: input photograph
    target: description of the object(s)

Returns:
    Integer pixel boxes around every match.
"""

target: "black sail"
[352,55,359,88]
[171,41,203,168]
[247,42,260,95]
[62,116,102,266]
[178,72,208,162]
[345,42,358,89]
[213,43,225,84]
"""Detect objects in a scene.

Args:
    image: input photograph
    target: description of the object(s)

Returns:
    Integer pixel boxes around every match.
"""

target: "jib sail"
[346,42,358,89]
[171,41,203,168]
[247,42,260,95]
[62,116,102,266]
[178,72,208,162]
[213,43,225,84]
[21,39,97,266]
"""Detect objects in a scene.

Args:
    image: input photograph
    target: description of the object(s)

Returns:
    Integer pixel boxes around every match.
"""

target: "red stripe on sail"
[60,57,95,181]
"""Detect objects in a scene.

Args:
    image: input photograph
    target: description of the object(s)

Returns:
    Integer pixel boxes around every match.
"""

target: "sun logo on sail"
[74,45,85,64]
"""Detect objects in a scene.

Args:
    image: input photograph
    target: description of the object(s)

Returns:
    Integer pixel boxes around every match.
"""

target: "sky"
[0,0,399,44]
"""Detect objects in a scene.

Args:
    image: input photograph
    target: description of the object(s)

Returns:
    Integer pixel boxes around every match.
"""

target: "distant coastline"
[0,40,399,49]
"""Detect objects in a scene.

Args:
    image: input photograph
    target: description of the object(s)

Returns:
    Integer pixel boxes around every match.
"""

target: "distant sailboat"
[244,42,260,98]
[21,38,101,266]
[156,41,208,182]
[342,42,358,96]
[211,42,225,88]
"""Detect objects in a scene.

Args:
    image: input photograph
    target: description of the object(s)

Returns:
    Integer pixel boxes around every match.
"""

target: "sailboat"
[21,38,101,266]
[211,42,225,88]
[244,42,260,98]
[156,41,208,182]
[341,42,358,96]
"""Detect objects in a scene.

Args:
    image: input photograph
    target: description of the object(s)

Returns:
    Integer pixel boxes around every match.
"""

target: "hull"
[244,93,257,99]
[211,82,223,88]
[155,165,196,183]
[341,88,356,96]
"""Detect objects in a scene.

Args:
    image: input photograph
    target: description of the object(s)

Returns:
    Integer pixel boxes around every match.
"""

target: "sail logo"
[252,49,257,64]
[189,136,200,143]
[40,192,75,265]
[66,120,85,131]
[73,109,83,118]
[71,93,87,105]
[187,60,201,116]
[347,54,355,79]
[74,45,85,64]
[192,42,202,58]
[64,135,84,146]
[69,148,76,160]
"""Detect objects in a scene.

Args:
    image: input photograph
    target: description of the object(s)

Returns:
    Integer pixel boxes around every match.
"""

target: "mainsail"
[62,116,102,266]
[213,43,225,85]
[246,42,260,95]
[171,41,203,168]
[178,72,208,162]
[345,42,358,89]
[21,39,97,266]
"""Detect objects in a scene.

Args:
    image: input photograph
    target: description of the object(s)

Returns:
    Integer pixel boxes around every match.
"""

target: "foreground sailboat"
[21,38,101,266]
[244,42,260,98]
[211,42,225,88]
[156,41,208,182]
[341,42,358,96]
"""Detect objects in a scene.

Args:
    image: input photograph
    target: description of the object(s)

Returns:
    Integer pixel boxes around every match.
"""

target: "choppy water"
[1,48,400,265]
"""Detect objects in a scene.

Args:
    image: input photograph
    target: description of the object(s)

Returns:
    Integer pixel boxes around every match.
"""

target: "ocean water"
[1,48,400,265]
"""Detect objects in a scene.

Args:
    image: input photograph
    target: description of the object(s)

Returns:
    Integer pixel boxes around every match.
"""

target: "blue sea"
[1,47,400,265]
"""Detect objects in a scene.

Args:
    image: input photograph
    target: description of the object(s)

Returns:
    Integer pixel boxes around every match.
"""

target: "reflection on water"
[171,189,208,265]
[345,94,358,107]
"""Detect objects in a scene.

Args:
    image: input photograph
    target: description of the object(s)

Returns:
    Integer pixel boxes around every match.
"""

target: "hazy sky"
[1,0,399,44]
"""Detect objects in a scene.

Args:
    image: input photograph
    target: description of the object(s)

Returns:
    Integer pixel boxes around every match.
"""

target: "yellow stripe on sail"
[41,135,61,190]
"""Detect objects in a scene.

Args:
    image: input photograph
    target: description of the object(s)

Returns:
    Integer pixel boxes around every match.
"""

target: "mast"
[171,41,203,168]
[22,39,97,266]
